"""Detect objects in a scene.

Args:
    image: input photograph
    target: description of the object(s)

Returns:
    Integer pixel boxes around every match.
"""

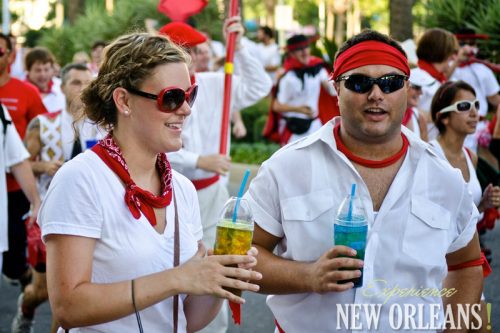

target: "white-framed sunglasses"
[438,99,480,115]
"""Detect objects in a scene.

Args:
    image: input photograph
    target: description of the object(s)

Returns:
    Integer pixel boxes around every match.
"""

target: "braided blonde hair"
[81,32,190,128]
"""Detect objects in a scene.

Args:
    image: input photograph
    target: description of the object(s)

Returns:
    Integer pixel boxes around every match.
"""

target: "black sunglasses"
[336,74,408,94]
[127,84,198,112]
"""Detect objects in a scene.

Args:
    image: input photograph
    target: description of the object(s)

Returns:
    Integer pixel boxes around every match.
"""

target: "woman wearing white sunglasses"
[430,80,499,333]
[430,80,500,213]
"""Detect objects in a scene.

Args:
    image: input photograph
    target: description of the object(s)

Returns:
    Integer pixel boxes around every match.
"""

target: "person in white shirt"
[256,26,281,83]
[160,18,272,333]
[246,29,483,332]
[415,28,460,140]
[38,32,261,333]
[428,80,499,332]
[0,105,40,275]
[11,63,99,333]
[272,34,336,145]
[402,68,434,141]
[24,47,66,113]
[450,30,500,153]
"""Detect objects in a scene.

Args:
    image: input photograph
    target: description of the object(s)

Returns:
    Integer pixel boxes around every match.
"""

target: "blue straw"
[232,169,251,223]
[347,183,357,221]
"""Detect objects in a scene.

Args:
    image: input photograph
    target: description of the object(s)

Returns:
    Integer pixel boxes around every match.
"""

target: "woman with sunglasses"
[430,81,500,213]
[37,32,262,333]
[430,80,499,333]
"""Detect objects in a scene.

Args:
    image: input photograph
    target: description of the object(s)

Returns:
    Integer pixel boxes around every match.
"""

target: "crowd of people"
[0,13,499,333]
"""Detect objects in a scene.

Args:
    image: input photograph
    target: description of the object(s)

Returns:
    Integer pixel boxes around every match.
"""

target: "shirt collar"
[292,116,436,161]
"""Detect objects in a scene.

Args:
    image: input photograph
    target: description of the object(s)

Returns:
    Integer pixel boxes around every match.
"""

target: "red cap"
[158,22,207,48]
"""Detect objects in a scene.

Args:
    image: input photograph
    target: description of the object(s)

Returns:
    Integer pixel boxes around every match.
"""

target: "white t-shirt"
[414,67,442,114]
[245,118,478,332]
[42,77,66,113]
[168,47,272,182]
[39,150,203,333]
[413,68,442,141]
[276,67,333,143]
[429,140,482,207]
[277,68,330,120]
[256,42,281,82]
[0,106,30,252]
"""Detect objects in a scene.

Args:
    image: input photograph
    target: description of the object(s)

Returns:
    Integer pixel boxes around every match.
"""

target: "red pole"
[219,0,239,155]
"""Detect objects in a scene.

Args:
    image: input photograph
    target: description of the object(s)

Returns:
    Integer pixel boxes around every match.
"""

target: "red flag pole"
[219,0,239,155]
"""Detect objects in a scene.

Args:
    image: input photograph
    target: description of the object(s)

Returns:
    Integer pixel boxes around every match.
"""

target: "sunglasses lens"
[474,100,480,110]
[344,75,406,94]
[381,76,406,93]
[187,85,198,107]
[456,101,472,112]
[162,88,186,111]
[345,75,372,93]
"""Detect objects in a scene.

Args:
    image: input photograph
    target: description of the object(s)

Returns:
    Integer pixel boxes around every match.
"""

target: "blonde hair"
[81,32,190,128]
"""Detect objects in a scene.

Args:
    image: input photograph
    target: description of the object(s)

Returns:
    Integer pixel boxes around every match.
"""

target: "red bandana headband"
[332,41,410,80]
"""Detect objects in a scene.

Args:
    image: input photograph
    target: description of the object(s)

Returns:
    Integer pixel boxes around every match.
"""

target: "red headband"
[332,41,410,80]
[455,33,489,40]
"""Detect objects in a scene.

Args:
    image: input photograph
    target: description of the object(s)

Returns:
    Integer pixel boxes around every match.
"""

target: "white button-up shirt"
[245,118,478,332]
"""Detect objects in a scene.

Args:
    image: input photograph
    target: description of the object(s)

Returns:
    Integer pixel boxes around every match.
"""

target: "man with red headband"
[271,34,336,145]
[160,18,272,333]
[245,30,483,331]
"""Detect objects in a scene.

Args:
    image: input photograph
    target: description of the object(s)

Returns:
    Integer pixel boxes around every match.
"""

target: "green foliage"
[39,0,169,66]
[235,98,271,143]
[24,28,50,48]
[421,0,475,32]
[191,0,225,41]
[310,36,337,65]
[359,0,389,33]
[468,0,500,63]
[292,0,319,27]
[421,0,500,63]
[230,142,280,164]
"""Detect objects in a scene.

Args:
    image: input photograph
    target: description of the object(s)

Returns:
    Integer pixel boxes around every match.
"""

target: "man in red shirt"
[0,33,47,291]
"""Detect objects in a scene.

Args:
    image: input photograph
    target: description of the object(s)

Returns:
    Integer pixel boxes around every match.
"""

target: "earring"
[123,109,129,115]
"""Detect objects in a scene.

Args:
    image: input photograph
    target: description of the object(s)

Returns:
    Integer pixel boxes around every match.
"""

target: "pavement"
[1,229,500,332]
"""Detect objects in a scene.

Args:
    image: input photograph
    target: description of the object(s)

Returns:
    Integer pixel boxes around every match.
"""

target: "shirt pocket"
[280,189,336,260]
[281,189,335,222]
[402,195,451,266]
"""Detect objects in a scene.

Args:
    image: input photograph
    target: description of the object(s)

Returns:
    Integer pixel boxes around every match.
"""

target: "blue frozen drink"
[334,214,367,288]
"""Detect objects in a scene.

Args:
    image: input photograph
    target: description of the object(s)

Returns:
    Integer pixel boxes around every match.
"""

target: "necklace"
[333,123,409,168]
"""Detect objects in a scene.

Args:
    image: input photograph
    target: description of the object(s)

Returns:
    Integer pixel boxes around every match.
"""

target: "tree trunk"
[264,0,276,28]
[67,0,85,24]
[389,0,415,41]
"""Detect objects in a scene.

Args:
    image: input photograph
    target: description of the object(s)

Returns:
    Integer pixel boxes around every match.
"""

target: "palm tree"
[67,0,86,24]
[389,0,415,41]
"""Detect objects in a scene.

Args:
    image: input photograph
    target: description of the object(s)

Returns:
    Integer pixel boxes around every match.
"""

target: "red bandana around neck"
[27,78,53,94]
[401,107,413,126]
[417,60,447,83]
[333,123,409,168]
[92,134,173,226]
